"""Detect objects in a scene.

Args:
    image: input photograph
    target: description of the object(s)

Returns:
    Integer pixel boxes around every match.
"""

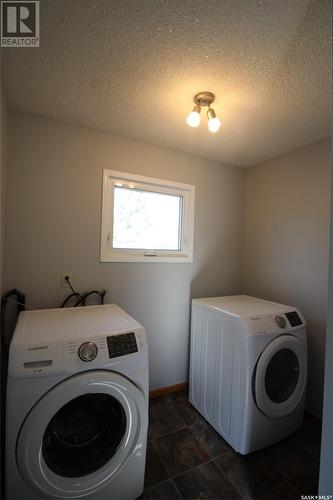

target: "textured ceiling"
[2,0,332,167]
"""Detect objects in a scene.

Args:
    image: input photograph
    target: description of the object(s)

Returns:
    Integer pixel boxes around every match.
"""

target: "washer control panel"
[63,329,145,370]
[78,342,98,362]
[107,332,138,358]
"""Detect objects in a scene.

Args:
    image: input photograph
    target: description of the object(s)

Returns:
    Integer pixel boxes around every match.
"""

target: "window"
[100,170,195,262]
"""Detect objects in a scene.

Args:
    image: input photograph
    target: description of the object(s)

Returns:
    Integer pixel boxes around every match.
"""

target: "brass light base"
[194,91,215,107]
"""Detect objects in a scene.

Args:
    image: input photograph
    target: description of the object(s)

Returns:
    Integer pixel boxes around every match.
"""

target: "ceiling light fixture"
[186,91,221,133]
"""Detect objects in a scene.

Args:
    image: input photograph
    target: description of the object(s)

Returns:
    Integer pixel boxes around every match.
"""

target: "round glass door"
[254,335,306,418]
[16,371,148,498]
[265,349,299,403]
[42,393,126,477]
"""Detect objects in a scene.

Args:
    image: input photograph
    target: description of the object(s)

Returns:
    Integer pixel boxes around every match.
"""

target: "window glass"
[100,170,194,262]
[113,187,182,250]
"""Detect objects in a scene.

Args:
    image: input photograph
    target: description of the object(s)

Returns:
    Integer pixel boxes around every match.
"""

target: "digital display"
[285,311,302,327]
[24,360,52,368]
[107,332,138,358]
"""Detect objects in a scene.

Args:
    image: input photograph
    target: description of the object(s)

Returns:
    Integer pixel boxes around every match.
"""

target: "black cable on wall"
[60,277,106,308]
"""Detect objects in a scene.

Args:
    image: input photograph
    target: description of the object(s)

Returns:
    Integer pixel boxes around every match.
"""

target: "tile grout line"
[171,457,246,500]
[149,400,188,441]
[149,398,240,494]
[170,477,184,499]
[213,453,247,499]
[143,477,184,499]
[259,469,316,499]
[146,394,321,499]
[150,398,219,448]
[250,435,318,484]
[186,423,233,462]
[150,421,213,480]
[149,423,187,442]
[171,458,215,481]
[164,454,235,482]
[151,445,213,482]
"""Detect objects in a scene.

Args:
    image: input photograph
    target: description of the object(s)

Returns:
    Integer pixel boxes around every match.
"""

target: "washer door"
[16,370,148,498]
[254,335,307,418]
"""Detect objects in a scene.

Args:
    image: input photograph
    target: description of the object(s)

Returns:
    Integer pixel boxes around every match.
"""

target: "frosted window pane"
[113,187,181,250]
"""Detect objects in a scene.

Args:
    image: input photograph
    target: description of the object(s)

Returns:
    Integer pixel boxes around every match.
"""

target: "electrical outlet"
[62,273,72,288]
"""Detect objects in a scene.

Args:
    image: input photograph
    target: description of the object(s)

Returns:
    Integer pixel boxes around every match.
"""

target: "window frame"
[100,169,195,263]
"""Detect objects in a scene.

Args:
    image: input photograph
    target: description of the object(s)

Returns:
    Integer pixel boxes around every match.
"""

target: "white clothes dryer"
[189,295,307,454]
[6,304,148,499]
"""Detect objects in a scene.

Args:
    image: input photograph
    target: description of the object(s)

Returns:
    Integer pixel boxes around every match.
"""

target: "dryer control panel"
[285,311,303,327]
[243,310,305,336]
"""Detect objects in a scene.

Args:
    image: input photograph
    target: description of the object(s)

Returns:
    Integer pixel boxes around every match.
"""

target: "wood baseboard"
[149,382,188,399]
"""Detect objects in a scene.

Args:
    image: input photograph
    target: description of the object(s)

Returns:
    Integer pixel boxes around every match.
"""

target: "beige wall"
[4,110,330,415]
[242,139,331,417]
[4,110,244,390]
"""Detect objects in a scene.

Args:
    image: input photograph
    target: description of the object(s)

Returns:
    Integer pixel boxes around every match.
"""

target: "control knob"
[78,342,98,362]
[275,315,286,329]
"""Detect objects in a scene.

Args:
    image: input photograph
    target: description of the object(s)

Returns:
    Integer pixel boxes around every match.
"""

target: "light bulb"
[186,105,201,127]
[207,107,221,133]
[208,117,221,133]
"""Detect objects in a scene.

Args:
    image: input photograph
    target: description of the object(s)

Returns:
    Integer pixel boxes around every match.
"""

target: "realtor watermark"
[1,1,39,47]
[301,496,333,500]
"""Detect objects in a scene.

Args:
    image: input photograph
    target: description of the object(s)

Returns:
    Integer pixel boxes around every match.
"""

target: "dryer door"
[254,335,307,418]
[16,370,148,498]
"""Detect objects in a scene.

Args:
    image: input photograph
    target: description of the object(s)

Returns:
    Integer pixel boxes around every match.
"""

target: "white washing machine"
[189,295,307,454]
[6,304,148,499]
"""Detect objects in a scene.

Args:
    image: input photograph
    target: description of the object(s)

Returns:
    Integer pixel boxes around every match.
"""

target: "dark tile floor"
[141,390,321,500]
